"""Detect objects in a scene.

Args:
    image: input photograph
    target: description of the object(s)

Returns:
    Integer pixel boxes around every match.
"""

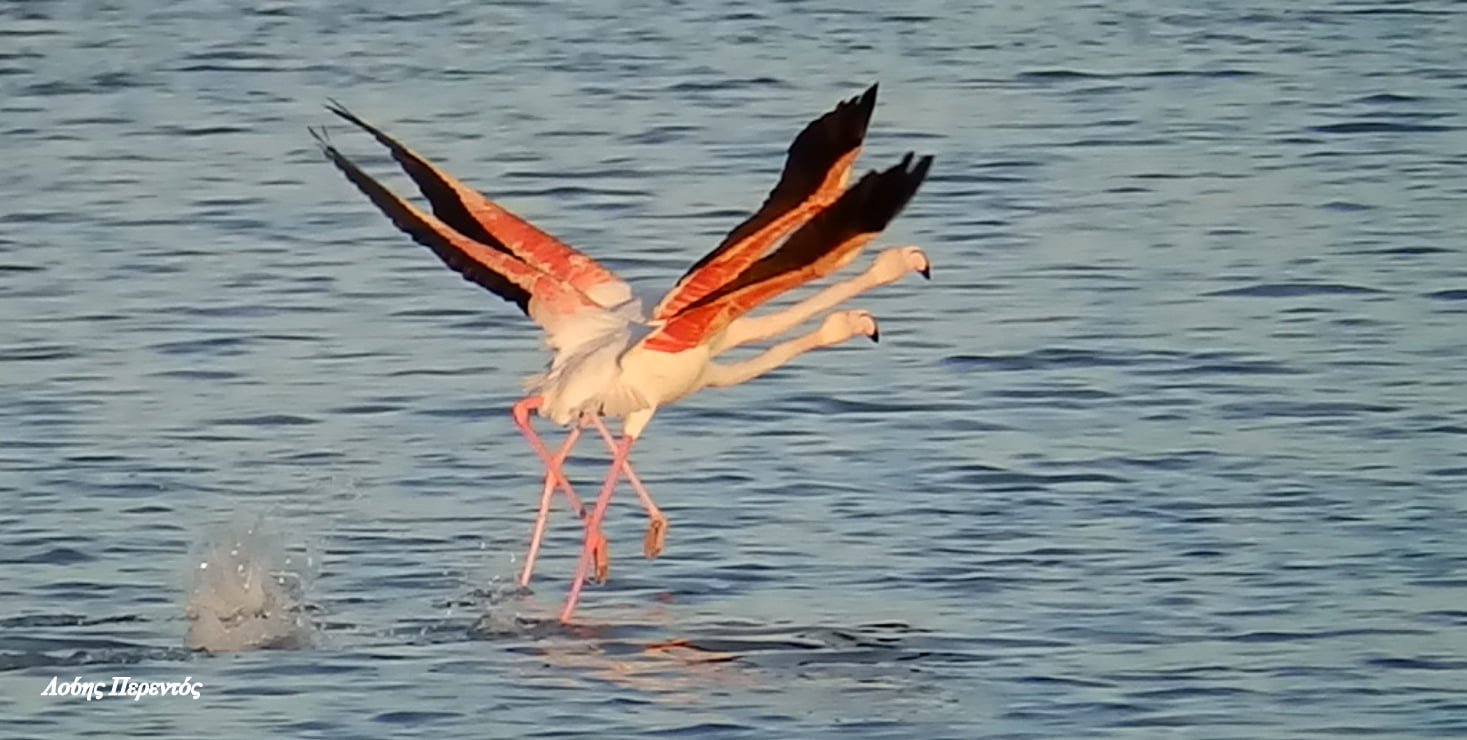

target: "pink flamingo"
[314,84,933,622]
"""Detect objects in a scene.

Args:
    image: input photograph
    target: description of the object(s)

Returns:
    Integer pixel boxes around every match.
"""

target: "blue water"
[4,0,1467,736]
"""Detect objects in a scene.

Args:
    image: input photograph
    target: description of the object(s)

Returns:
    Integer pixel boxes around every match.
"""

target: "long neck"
[702,324,841,389]
[713,269,878,355]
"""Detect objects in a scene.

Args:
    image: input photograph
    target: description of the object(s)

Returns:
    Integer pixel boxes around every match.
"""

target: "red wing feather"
[640,153,933,353]
[312,128,596,318]
[651,84,879,320]
[324,103,624,299]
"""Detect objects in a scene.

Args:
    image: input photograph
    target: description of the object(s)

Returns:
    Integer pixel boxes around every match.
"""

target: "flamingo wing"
[651,84,879,320]
[323,103,627,302]
[312,128,601,319]
[639,153,932,353]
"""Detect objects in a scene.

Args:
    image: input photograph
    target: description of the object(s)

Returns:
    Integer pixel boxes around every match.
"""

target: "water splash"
[183,515,316,652]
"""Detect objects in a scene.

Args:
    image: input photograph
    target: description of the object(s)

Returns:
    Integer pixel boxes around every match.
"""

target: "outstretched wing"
[651,84,879,320]
[312,128,601,320]
[639,153,932,353]
[323,103,627,303]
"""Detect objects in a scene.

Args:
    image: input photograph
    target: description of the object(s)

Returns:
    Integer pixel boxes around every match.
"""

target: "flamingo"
[313,83,933,622]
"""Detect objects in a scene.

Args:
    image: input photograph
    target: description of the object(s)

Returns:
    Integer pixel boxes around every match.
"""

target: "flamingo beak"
[918,264,931,280]
[869,323,881,344]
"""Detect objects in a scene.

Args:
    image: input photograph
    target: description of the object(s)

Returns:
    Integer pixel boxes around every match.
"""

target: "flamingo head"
[820,309,880,345]
[871,245,931,283]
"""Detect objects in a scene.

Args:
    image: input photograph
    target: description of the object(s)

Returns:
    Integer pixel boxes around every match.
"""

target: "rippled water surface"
[4,1,1467,737]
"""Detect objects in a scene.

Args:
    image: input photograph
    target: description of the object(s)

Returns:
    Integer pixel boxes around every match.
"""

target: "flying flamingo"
[313,84,933,622]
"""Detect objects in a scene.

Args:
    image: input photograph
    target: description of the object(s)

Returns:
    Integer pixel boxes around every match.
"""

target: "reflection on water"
[469,606,951,707]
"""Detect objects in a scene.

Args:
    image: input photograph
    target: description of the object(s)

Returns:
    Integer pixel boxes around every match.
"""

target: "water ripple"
[3,0,1466,737]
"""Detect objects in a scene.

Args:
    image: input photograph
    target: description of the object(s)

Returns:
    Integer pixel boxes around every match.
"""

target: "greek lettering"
[44,674,203,700]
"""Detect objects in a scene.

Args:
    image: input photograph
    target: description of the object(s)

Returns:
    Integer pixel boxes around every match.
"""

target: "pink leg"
[511,398,609,583]
[517,425,581,587]
[512,398,588,515]
[560,433,635,623]
[589,416,667,558]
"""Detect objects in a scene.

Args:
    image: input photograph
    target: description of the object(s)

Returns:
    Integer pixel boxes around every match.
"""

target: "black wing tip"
[315,99,513,255]
[891,152,934,191]
[853,82,878,115]
[323,98,356,120]
[909,153,934,184]
[320,101,411,158]
[322,100,382,139]
[323,99,349,120]
[791,81,881,158]
[311,130,532,314]
[851,152,933,231]
[308,125,349,165]
[833,82,879,140]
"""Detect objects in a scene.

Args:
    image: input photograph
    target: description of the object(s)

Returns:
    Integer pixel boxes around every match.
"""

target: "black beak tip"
[919,265,931,280]
[869,327,881,344]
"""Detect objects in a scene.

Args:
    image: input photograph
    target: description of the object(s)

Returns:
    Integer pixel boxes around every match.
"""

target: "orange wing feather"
[324,104,624,301]
[640,153,932,353]
[312,128,597,318]
[651,84,879,320]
